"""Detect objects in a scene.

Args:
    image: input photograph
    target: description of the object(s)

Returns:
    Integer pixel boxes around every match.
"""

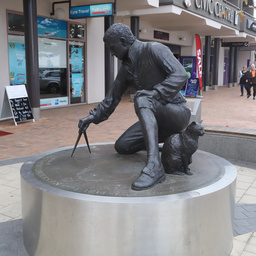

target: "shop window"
[37,17,67,38]
[7,11,86,108]
[8,13,25,32]
[69,41,85,104]
[70,24,84,39]
[38,38,68,107]
[8,35,26,85]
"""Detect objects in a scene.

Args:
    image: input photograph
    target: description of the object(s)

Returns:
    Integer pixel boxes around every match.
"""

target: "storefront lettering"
[195,0,234,24]
[70,9,90,15]
[196,49,202,78]
[195,0,213,14]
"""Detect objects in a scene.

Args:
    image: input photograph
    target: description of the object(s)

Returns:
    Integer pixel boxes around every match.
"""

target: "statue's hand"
[78,115,94,133]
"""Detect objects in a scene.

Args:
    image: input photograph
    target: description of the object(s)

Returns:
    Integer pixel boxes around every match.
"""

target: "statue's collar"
[127,40,143,62]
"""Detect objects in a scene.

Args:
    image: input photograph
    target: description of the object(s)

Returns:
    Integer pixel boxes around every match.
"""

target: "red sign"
[195,34,203,90]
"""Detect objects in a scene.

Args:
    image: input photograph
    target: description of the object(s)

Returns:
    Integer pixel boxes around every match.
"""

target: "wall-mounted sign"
[184,0,192,8]
[154,30,169,41]
[247,20,256,32]
[194,0,238,25]
[70,3,113,19]
[221,42,249,47]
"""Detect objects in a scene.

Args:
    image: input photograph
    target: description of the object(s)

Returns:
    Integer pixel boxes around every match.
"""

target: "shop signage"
[247,19,256,32]
[69,3,113,19]
[154,30,169,41]
[1,85,34,125]
[40,97,68,108]
[184,0,192,8]
[194,0,237,25]
[221,41,249,47]
[185,78,199,96]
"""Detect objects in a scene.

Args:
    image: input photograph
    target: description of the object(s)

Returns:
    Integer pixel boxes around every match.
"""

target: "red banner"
[195,34,203,90]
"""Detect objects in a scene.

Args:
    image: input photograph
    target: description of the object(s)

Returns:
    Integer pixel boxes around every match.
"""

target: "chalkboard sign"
[9,97,34,123]
[185,78,199,97]
[1,85,35,126]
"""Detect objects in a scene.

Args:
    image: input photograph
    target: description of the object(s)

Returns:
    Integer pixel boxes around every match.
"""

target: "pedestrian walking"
[247,64,256,100]
[239,66,249,96]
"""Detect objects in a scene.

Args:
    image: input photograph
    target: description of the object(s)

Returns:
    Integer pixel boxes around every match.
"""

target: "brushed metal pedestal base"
[21,144,236,256]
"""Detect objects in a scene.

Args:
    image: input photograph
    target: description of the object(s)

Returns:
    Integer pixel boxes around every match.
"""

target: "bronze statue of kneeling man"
[78,23,191,191]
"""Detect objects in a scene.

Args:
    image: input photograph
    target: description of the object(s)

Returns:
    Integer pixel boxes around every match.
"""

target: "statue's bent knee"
[134,96,154,114]
[114,139,127,154]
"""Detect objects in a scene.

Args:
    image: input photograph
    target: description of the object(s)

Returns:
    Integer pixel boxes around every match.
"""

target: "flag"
[195,34,203,90]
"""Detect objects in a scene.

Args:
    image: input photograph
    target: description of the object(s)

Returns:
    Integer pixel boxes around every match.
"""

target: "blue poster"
[185,78,199,97]
[8,43,26,85]
[71,73,83,98]
[37,17,67,38]
[71,48,83,72]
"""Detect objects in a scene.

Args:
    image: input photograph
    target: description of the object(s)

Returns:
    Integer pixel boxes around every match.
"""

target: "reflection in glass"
[39,68,67,95]
[38,38,67,100]
[8,13,25,32]
[70,24,84,39]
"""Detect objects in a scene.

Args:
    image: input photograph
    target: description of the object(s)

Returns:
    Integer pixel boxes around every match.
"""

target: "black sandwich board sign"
[0,85,34,126]
[185,78,199,97]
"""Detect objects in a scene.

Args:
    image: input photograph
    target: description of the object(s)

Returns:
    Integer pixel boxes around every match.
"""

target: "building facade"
[0,0,256,118]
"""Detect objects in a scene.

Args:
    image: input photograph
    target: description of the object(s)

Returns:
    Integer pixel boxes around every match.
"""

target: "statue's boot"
[131,162,166,190]
[132,99,166,190]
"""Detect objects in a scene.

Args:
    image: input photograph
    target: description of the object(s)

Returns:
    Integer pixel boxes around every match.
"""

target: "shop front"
[7,11,86,108]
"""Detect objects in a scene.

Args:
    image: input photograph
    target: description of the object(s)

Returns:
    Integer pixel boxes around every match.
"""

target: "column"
[131,16,140,39]
[228,46,235,88]
[204,36,211,91]
[23,0,40,119]
[212,38,220,90]
[130,16,140,100]
[104,16,114,96]
[233,47,238,87]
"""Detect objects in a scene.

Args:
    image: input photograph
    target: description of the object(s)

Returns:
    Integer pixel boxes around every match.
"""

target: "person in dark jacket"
[78,23,191,190]
[248,64,256,100]
[239,66,249,96]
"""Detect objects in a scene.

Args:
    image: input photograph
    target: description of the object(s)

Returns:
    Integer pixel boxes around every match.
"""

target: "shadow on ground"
[0,219,28,256]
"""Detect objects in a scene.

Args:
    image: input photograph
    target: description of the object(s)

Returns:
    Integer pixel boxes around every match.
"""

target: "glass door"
[69,41,85,104]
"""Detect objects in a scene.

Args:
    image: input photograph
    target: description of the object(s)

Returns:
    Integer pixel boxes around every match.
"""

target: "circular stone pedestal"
[21,144,237,256]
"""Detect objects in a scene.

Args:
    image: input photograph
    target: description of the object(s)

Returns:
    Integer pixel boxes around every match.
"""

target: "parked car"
[39,70,61,94]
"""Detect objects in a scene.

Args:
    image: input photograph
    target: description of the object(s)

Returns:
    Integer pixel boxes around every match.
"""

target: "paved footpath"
[0,85,256,255]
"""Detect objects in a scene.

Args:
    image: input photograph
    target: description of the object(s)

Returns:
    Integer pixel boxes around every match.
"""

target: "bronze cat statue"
[161,121,205,175]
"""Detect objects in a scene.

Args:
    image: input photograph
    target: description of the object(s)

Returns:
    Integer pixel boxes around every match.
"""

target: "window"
[70,23,85,39]
[7,12,86,108]
[8,13,25,32]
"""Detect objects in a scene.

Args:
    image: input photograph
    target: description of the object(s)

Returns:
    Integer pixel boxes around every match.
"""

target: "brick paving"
[0,85,256,255]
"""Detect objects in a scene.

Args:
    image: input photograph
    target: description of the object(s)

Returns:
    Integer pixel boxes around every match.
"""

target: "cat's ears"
[200,120,203,124]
